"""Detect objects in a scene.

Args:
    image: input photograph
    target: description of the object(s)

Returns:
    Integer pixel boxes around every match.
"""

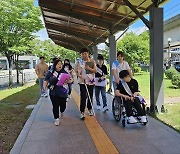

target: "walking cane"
[84,82,95,116]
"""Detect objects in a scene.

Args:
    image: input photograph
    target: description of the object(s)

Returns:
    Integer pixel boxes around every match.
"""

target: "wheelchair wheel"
[122,119,125,127]
[112,97,122,122]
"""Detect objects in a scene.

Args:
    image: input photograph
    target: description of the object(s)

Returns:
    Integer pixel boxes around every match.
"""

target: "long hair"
[52,59,62,73]
[63,59,72,70]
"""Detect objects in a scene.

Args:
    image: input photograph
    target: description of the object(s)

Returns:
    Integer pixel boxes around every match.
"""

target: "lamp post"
[167,38,171,69]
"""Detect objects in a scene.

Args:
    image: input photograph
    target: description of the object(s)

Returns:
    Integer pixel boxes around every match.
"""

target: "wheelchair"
[112,96,147,127]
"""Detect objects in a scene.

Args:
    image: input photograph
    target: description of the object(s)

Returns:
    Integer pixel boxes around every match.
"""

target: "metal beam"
[55,0,136,19]
[54,40,81,51]
[48,30,94,44]
[51,37,88,48]
[122,0,152,29]
[149,7,164,113]
[109,34,117,93]
[105,0,147,12]
[116,27,129,41]
[92,45,98,62]
[112,0,147,29]
[54,40,82,48]
[42,11,107,31]
[101,0,116,17]
[46,22,106,43]
[73,36,91,51]
[49,34,91,46]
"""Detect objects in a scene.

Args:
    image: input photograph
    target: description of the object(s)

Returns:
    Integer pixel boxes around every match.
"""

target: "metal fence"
[0,69,37,88]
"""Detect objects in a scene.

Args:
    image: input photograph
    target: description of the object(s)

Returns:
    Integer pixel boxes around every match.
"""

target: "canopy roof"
[39,0,166,52]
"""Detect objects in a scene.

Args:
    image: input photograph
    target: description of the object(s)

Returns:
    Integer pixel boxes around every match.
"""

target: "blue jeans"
[38,78,45,95]
[68,83,72,95]
[95,86,107,107]
[113,81,117,95]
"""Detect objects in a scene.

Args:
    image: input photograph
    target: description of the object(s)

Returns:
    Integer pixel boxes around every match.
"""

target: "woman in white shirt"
[112,51,132,93]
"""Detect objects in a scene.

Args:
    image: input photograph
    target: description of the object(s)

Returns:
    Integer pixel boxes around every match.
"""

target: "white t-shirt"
[111,60,130,82]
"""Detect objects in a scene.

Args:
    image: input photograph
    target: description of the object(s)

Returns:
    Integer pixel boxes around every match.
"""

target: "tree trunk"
[16,62,19,84]
[15,55,20,84]
[132,63,135,76]
[7,58,13,87]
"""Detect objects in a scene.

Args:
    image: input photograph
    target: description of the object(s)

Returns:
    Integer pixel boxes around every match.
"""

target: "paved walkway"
[10,84,180,154]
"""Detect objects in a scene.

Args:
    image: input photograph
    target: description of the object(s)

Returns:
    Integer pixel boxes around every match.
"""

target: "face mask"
[65,63,69,66]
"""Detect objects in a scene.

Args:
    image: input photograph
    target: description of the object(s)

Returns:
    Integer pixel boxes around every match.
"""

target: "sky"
[34,0,180,49]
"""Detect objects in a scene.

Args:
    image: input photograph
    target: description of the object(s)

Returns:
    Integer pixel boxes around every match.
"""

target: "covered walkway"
[11,83,180,154]
[39,0,169,112]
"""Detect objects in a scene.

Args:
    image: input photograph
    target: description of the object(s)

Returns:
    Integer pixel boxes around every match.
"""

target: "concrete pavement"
[10,84,180,154]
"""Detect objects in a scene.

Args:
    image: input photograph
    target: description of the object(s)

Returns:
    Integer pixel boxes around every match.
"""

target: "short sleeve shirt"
[35,63,48,78]
[116,79,139,96]
[112,60,130,82]
[95,64,108,87]
[75,58,96,85]
[95,64,108,77]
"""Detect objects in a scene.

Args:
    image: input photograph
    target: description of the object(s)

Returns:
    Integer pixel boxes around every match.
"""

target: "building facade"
[163,14,180,63]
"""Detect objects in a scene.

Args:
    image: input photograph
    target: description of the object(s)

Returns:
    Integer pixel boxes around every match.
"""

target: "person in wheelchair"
[115,70,147,124]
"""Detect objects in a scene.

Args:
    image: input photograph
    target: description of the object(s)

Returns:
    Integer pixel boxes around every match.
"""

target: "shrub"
[171,74,180,88]
[134,67,141,73]
[165,67,178,79]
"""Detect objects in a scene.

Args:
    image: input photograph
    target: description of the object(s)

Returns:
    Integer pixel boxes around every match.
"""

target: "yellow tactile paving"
[72,90,119,154]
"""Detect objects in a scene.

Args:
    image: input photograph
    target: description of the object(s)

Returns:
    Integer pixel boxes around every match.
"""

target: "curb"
[10,98,42,154]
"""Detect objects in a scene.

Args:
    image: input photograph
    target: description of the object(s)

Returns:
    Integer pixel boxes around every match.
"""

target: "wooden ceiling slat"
[39,0,129,30]
[38,0,167,51]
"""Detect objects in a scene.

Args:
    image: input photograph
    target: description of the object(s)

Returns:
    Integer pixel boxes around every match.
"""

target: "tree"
[31,39,80,64]
[116,32,149,73]
[0,0,43,86]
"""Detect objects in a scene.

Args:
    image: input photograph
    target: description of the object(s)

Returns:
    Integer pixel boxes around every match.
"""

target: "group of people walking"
[35,47,147,126]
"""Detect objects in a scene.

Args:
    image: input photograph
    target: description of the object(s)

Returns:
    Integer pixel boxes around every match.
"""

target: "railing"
[0,69,37,88]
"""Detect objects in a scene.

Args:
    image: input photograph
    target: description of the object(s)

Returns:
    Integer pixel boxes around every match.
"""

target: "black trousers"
[123,98,145,117]
[50,95,67,119]
[79,84,94,113]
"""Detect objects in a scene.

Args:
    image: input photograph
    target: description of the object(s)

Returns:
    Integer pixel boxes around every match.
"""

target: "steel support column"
[150,7,164,113]
[92,45,98,63]
[109,34,116,93]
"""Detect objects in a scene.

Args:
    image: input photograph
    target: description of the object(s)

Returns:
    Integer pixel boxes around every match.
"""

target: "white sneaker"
[68,95,71,98]
[127,116,138,124]
[140,116,147,123]
[80,112,85,120]
[97,106,101,110]
[43,93,48,98]
[88,109,94,116]
[55,118,60,126]
[41,94,44,97]
[103,106,109,112]
[61,113,64,119]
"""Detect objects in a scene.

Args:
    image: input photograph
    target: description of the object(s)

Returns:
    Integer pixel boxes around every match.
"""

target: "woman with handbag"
[43,59,70,126]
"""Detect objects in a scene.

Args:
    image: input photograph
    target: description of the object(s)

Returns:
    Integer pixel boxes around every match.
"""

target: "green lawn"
[134,72,180,132]
[155,103,180,132]
[134,72,180,100]
[0,84,39,153]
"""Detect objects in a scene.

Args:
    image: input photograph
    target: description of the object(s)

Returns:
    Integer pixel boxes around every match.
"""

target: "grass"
[0,84,39,153]
[134,71,180,132]
[154,103,180,132]
[134,72,180,100]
